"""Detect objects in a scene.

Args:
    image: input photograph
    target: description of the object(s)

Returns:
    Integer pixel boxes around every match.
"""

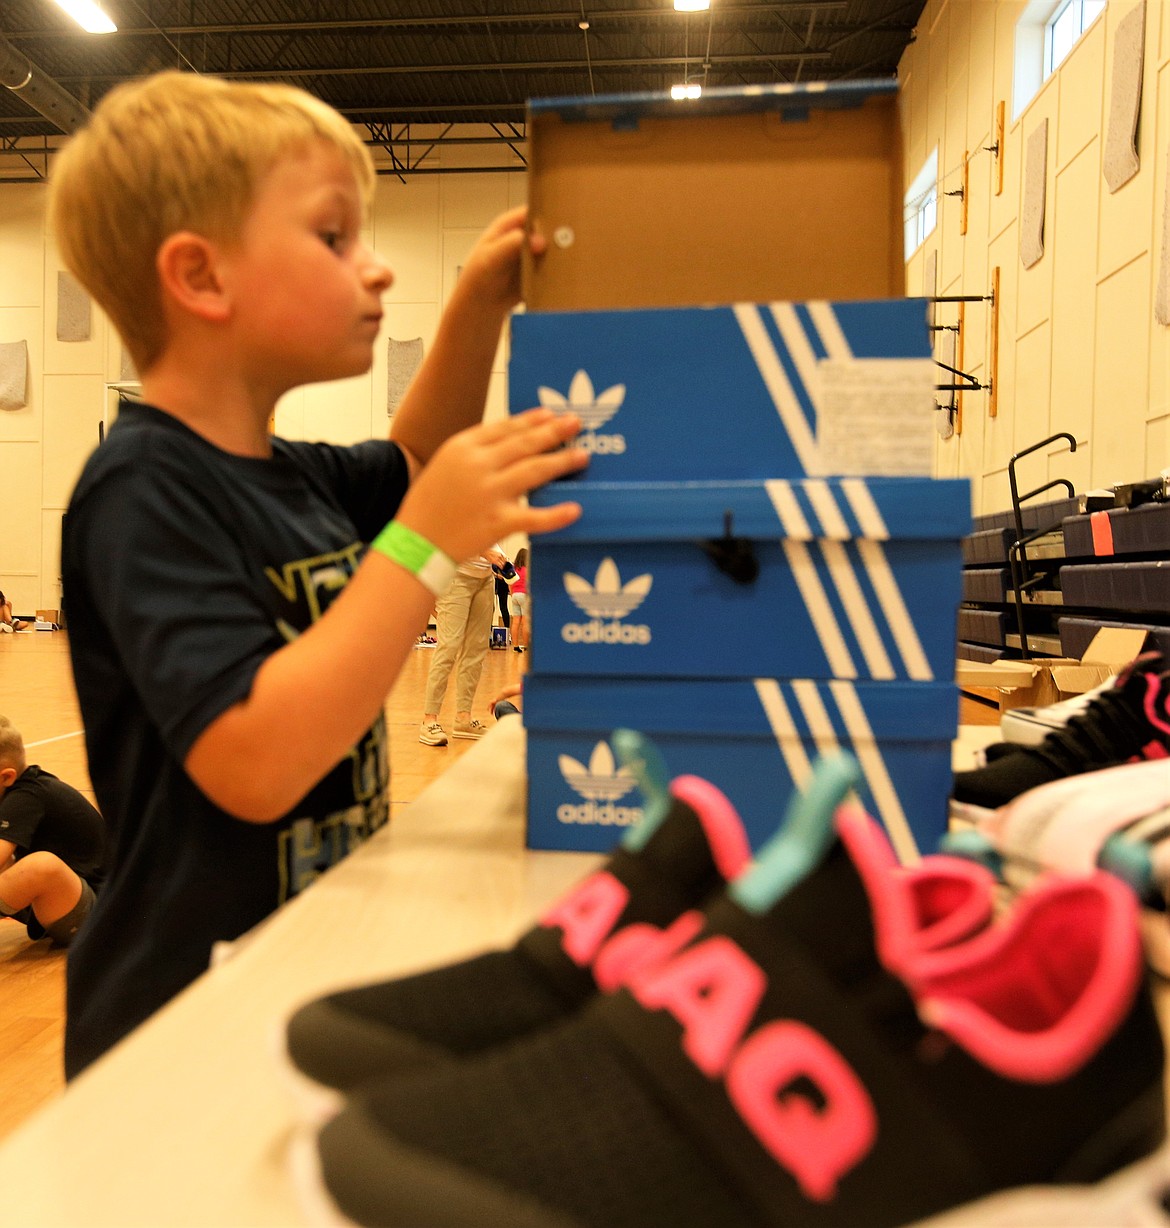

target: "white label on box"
[814,358,936,477]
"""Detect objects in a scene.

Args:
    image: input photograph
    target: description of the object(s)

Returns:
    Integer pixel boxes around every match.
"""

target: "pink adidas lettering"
[593,910,706,993]
[630,936,878,1202]
[728,1021,877,1202]
[540,872,630,965]
[634,936,766,1076]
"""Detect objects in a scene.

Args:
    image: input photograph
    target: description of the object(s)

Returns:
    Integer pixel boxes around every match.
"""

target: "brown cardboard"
[956,627,1148,713]
[35,609,59,625]
[524,90,904,311]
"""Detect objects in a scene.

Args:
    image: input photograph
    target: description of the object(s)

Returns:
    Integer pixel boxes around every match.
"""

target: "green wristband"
[370,520,457,597]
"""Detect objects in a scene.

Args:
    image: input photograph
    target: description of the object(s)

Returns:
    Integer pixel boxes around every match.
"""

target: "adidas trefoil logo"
[561,559,653,645]
[557,740,643,827]
[558,740,636,801]
[538,370,627,455]
[565,558,651,619]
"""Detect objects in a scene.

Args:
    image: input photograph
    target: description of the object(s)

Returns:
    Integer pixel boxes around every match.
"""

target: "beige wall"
[902,0,1170,514]
[0,134,526,614]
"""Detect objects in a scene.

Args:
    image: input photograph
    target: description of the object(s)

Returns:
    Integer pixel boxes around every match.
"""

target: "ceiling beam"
[0,32,89,134]
[7,5,855,39]
[51,50,836,86]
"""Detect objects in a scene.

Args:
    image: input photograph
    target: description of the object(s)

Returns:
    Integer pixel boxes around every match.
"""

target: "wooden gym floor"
[0,629,527,1142]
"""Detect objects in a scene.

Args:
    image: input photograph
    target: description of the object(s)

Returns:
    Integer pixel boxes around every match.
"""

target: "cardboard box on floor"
[956,627,1148,712]
[522,80,904,312]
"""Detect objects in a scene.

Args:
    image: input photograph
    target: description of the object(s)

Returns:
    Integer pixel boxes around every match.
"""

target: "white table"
[0,717,599,1227]
[1,719,1143,1226]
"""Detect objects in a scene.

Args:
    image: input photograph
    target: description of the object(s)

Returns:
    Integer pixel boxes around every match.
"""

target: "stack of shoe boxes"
[511,81,971,858]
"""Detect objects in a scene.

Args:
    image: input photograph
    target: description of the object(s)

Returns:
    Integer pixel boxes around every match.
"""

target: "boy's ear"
[0,766,17,790]
[156,232,232,323]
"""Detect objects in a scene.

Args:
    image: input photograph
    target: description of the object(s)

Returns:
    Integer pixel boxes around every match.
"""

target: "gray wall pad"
[56,271,91,342]
[387,337,424,415]
[0,340,29,411]
[1021,119,1048,270]
[1104,1,1145,193]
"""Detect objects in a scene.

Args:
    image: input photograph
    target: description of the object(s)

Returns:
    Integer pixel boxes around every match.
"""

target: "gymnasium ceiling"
[0,0,928,180]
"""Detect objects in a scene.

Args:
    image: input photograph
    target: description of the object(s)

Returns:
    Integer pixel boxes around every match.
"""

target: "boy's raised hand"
[396,408,588,564]
[454,205,545,314]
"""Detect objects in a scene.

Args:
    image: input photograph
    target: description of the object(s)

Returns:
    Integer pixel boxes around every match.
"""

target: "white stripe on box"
[855,539,933,681]
[804,480,851,540]
[818,541,896,680]
[791,680,841,753]
[764,479,812,539]
[771,303,821,411]
[828,680,920,863]
[753,679,812,790]
[840,478,890,540]
[734,304,818,474]
[808,301,853,360]
[782,540,858,679]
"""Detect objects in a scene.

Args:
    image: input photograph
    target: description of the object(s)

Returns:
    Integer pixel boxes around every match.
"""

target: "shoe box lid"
[524,673,958,736]
[522,80,904,312]
[523,674,958,858]
[526,477,968,683]
[509,298,936,481]
[530,475,971,542]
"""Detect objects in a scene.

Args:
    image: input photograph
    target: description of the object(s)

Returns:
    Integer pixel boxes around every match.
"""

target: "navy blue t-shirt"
[61,402,409,1077]
[0,765,105,939]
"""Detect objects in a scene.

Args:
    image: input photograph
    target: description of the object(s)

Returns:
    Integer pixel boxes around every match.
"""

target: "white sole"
[270,1021,347,1127]
[947,799,997,830]
[288,1126,359,1228]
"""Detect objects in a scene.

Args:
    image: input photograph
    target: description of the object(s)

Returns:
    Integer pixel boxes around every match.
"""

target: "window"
[1014,0,1105,118]
[904,147,938,260]
[1046,0,1106,76]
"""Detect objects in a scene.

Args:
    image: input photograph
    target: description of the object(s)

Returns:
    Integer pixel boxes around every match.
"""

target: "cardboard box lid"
[523,80,905,311]
[1049,627,1148,693]
[532,476,972,543]
[955,627,1148,694]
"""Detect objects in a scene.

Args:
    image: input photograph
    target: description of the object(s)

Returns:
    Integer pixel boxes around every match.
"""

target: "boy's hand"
[396,408,588,563]
[455,205,547,314]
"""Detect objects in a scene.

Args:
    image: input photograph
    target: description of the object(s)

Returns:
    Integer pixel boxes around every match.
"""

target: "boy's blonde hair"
[48,71,375,375]
[0,717,26,774]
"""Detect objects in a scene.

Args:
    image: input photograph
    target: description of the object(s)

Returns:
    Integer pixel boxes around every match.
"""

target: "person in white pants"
[419,546,506,745]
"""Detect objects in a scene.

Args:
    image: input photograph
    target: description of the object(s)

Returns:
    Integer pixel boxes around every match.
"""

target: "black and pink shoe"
[297,788,1164,1228]
[283,770,753,1120]
[284,749,994,1125]
[951,652,1170,824]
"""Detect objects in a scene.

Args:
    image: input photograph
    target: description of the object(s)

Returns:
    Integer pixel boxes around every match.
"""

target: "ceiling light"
[670,83,702,100]
[674,0,711,11]
[50,0,117,34]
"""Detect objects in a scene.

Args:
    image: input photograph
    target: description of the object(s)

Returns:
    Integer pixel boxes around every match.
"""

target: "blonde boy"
[0,718,105,948]
[50,72,586,1077]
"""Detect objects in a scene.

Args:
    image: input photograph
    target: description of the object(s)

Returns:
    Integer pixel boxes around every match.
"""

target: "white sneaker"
[418,721,448,746]
[452,719,486,740]
[999,675,1117,746]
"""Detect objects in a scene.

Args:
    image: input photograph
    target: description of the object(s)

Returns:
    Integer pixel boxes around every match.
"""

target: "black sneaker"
[297,801,1165,1228]
[283,770,753,1120]
[952,652,1170,824]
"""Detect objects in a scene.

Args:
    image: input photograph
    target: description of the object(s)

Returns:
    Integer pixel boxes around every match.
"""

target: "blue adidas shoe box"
[509,298,935,482]
[523,674,958,860]
[528,476,970,682]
